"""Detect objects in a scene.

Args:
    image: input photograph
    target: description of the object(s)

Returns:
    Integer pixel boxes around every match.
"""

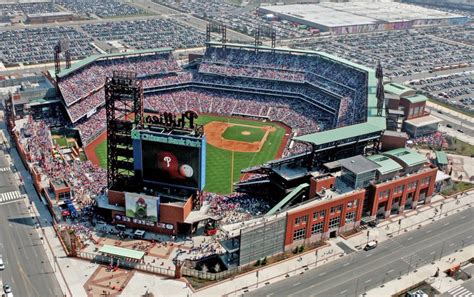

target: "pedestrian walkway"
[0,166,10,172]
[0,190,22,204]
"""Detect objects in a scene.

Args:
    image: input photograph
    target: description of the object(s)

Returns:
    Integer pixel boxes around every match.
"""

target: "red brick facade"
[369,166,437,218]
[284,190,365,248]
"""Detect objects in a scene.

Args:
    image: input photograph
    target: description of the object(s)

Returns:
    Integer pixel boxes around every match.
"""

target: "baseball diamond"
[85,114,289,194]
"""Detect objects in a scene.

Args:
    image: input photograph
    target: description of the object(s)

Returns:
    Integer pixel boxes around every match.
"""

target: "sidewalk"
[365,246,474,297]
[342,192,474,251]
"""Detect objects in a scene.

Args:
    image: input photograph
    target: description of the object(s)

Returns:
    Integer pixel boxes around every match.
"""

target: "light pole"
[315,249,319,267]
[256,270,259,288]
[366,230,370,246]
[439,241,446,260]
[407,255,413,275]
[354,278,360,297]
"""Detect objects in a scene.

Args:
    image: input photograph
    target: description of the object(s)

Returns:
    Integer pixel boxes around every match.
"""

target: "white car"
[0,258,4,270]
[3,284,11,294]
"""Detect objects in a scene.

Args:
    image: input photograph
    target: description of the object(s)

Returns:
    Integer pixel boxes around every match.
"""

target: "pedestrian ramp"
[446,285,474,297]
[0,191,23,204]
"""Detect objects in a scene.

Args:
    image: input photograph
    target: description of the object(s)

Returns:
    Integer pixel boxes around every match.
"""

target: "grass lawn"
[95,140,108,169]
[222,125,265,143]
[446,137,474,157]
[441,181,474,196]
[196,115,286,194]
[53,137,68,147]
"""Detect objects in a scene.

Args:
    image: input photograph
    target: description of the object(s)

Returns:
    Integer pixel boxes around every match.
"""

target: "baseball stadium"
[47,42,382,195]
[1,38,393,270]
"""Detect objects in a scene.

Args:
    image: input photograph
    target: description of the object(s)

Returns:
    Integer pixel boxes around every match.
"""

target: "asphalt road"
[246,207,474,297]
[0,150,63,296]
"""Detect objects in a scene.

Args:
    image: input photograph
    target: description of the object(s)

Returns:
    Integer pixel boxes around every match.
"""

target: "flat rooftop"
[260,2,465,29]
[405,115,442,127]
[367,154,403,175]
[340,155,380,175]
[383,148,427,168]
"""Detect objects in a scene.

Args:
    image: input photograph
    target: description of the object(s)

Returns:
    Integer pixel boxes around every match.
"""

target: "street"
[246,207,473,297]
[0,142,63,296]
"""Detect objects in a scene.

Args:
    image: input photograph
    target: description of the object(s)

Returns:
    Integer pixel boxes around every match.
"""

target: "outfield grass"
[91,115,287,194]
[53,137,68,147]
[196,115,286,194]
[222,125,265,143]
[94,140,108,169]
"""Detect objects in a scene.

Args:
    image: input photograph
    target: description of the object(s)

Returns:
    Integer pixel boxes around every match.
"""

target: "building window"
[319,210,326,218]
[330,205,342,214]
[379,189,390,200]
[329,216,340,229]
[394,185,405,194]
[422,177,431,185]
[295,215,308,225]
[347,201,353,208]
[313,212,318,220]
[311,222,324,235]
[409,181,418,189]
[345,211,355,223]
[293,228,306,241]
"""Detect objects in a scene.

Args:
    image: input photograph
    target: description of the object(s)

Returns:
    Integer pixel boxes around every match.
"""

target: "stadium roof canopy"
[50,47,173,79]
[404,94,428,104]
[384,83,416,97]
[435,151,449,165]
[98,244,145,260]
[383,148,427,168]
[367,154,403,175]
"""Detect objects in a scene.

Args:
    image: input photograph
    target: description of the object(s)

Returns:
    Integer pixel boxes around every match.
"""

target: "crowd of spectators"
[81,19,205,50]
[411,131,449,149]
[0,2,59,16]
[0,26,96,65]
[75,108,106,144]
[145,88,323,136]
[155,0,317,40]
[59,52,179,106]
[19,117,106,202]
[204,192,270,225]
[57,0,145,18]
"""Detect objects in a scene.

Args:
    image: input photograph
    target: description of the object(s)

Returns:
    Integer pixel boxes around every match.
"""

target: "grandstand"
[49,42,383,158]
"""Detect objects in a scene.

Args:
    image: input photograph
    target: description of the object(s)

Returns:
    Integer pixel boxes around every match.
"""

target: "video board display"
[124,192,159,223]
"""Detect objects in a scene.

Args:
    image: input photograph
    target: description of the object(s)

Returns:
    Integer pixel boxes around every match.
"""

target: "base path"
[204,121,275,153]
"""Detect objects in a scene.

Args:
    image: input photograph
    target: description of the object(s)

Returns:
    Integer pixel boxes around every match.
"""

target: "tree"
[262,257,267,265]
[255,259,261,266]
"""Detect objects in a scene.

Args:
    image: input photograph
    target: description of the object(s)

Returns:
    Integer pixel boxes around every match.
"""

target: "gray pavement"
[0,150,63,297]
[441,278,474,297]
[246,208,474,297]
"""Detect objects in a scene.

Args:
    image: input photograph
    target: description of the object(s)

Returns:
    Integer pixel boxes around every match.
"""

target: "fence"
[182,266,242,281]
[78,252,175,277]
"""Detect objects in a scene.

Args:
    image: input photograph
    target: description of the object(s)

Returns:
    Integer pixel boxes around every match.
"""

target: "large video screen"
[125,192,159,223]
[141,139,201,189]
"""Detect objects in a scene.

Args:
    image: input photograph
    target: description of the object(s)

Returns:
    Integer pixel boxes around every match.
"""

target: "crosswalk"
[0,167,11,172]
[446,285,474,297]
[0,191,22,204]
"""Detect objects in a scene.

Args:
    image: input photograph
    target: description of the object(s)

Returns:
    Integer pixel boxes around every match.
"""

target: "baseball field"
[85,114,289,194]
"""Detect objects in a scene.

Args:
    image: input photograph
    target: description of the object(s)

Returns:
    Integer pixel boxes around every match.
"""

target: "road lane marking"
[343,263,350,267]
[426,230,432,233]
[365,279,372,283]
[366,253,373,257]
[467,236,472,239]
[407,237,413,240]
[444,223,450,226]
[430,251,436,255]
[340,290,347,294]
[449,243,455,246]
[461,216,466,219]
[293,282,301,287]
[387,269,394,273]
[319,272,327,276]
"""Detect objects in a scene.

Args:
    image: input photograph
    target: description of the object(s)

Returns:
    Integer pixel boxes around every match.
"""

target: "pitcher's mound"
[241,131,251,136]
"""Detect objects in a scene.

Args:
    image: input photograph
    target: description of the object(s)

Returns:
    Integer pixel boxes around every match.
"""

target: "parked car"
[364,240,378,251]
[3,284,11,294]
[368,219,379,227]
[0,257,4,270]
